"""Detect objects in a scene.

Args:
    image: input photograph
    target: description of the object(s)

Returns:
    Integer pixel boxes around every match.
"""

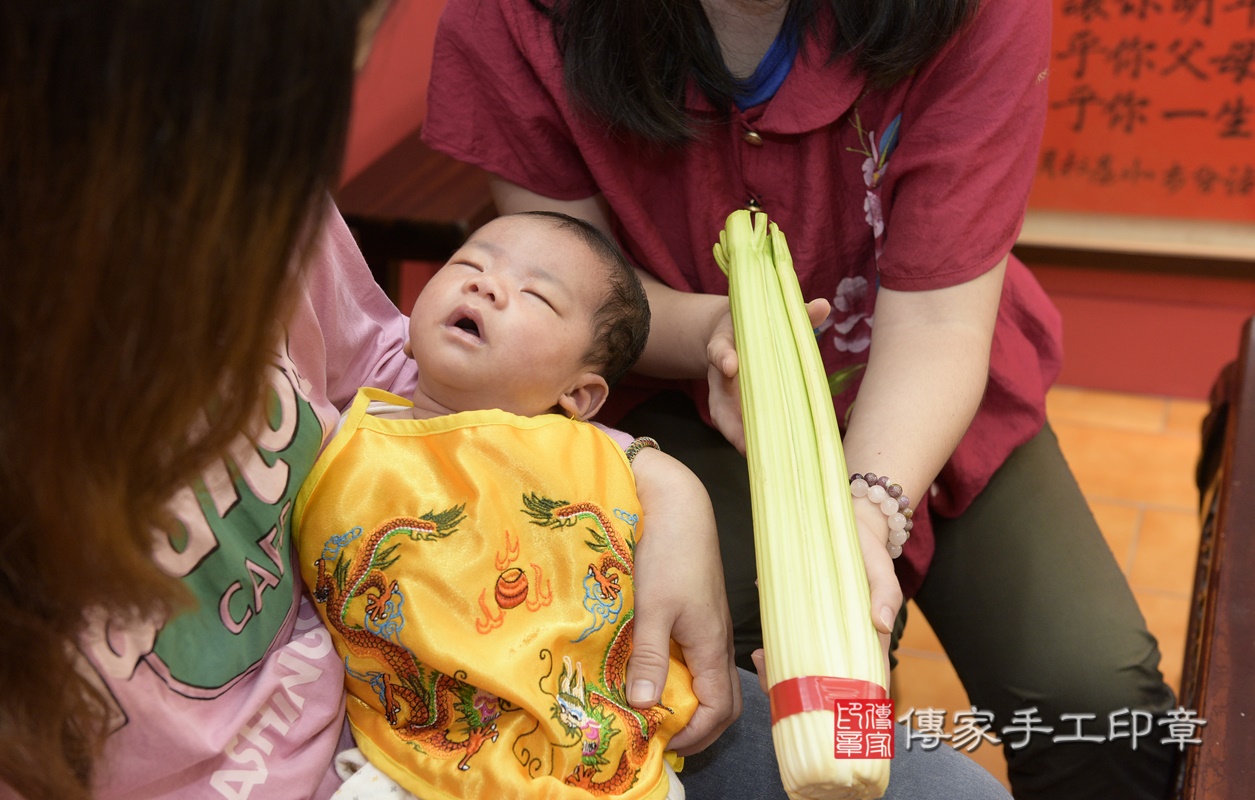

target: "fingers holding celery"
[703,297,833,457]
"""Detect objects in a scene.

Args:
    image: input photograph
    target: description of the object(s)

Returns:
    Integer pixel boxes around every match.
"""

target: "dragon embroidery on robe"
[312,510,504,771]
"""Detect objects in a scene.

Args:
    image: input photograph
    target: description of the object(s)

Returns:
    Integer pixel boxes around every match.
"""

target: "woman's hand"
[703,298,833,455]
[851,497,905,638]
[747,499,900,697]
[854,500,901,687]
[628,448,742,755]
[703,308,744,453]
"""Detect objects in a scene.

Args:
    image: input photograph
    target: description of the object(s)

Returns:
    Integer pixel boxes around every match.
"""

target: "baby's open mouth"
[453,316,481,338]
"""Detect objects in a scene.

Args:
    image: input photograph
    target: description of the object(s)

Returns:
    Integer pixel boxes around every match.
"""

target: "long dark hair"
[0,1,375,797]
[529,0,980,146]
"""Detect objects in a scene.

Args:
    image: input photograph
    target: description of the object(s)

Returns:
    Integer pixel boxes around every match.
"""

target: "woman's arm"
[845,259,1006,514]
[842,258,1007,628]
[630,446,741,755]
[305,202,418,407]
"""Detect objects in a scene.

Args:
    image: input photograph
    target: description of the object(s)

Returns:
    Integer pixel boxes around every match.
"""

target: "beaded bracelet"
[849,473,913,559]
[624,436,660,464]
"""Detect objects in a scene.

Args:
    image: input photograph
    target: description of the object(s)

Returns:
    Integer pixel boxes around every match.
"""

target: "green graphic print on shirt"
[147,350,325,694]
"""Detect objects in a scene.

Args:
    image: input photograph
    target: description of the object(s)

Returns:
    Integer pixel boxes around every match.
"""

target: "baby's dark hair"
[513,211,650,388]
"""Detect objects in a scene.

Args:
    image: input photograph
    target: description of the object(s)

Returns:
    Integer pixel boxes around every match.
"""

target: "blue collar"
[733,22,801,110]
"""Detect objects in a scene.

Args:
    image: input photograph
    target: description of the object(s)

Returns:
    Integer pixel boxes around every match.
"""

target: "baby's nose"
[466,275,501,304]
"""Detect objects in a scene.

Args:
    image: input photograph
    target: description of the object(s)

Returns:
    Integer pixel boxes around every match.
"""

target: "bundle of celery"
[714,210,889,799]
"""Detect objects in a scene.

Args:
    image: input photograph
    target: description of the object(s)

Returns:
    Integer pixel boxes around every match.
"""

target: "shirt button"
[743,130,764,146]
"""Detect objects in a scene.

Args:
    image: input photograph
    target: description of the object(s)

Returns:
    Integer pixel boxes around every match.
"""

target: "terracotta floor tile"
[1052,420,1201,510]
[898,600,944,655]
[1047,386,1168,433]
[1133,591,1191,696]
[891,652,971,724]
[1089,500,1140,573]
[1164,398,1210,437]
[1128,509,1203,596]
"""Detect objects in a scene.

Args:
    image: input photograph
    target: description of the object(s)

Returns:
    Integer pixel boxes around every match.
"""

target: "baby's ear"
[402,338,413,358]
[557,372,609,421]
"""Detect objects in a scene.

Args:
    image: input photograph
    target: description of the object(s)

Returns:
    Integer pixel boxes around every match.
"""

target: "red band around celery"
[769,675,888,724]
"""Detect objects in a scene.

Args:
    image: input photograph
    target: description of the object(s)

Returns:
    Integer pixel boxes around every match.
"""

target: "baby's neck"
[361,385,460,421]
[403,380,566,421]
[404,391,459,420]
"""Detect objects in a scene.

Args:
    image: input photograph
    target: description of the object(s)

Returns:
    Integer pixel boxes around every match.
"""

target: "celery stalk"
[714,211,889,799]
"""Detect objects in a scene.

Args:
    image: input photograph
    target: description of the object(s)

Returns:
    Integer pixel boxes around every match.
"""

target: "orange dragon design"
[312,510,504,771]
[551,619,669,795]
[522,494,633,597]
[523,494,669,794]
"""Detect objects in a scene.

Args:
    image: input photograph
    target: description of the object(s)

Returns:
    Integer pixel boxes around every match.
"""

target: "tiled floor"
[890,385,1209,790]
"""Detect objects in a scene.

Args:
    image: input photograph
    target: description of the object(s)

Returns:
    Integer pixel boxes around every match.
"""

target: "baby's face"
[407,215,604,417]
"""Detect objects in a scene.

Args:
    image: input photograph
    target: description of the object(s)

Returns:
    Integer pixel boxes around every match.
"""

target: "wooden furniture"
[1177,315,1255,798]
[335,129,496,300]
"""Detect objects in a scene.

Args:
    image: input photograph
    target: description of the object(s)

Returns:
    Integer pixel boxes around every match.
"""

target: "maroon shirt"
[424,0,1063,597]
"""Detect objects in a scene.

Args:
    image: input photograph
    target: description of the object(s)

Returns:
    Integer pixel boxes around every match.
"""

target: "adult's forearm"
[842,320,990,509]
[633,272,729,380]
[841,259,1007,518]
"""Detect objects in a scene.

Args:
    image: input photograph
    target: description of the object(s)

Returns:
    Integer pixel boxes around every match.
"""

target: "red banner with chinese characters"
[1030,0,1255,222]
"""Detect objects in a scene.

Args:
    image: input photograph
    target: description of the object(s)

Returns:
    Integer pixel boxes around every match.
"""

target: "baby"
[295,211,706,800]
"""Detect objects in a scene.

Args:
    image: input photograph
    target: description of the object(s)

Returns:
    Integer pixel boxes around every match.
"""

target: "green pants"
[618,391,1178,800]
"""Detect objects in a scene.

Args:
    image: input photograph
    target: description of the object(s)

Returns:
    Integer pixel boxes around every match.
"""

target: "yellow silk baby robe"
[295,388,696,800]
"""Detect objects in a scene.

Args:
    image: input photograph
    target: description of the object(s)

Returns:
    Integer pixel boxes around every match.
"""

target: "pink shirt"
[85,204,418,800]
[424,0,1063,597]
